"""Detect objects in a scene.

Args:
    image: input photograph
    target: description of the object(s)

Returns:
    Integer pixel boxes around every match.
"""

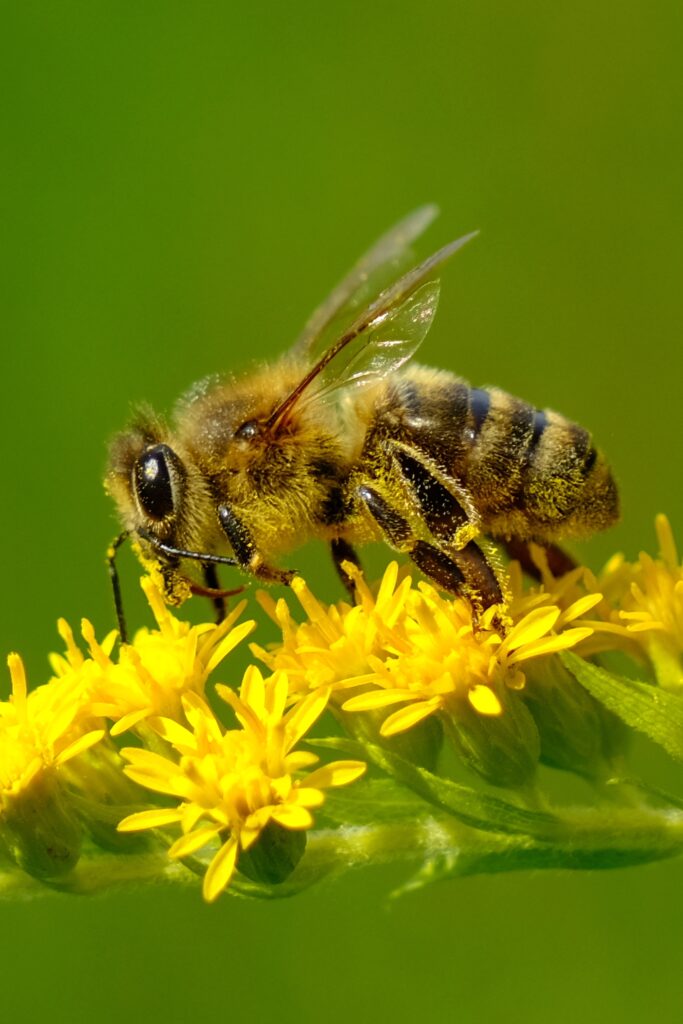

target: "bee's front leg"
[217,504,295,586]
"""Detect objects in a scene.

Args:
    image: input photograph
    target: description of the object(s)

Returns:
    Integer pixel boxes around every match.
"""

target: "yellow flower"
[604,515,683,689]
[252,565,412,695]
[0,652,106,879]
[118,666,365,901]
[61,577,256,734]
[0,653,104,800]
[256,561,599,737]
[348,588,597,736]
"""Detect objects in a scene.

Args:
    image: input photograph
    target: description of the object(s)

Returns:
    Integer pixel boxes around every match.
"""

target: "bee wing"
[295,281,441,409]
[268,231,478,430]
[292,205,440,358]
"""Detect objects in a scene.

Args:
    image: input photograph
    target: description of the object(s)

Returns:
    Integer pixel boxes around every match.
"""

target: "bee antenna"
[107,531,131,644]
[136,528,239,568]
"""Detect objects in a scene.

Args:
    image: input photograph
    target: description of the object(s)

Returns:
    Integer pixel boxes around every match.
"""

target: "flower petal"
[507,628,593,665]
[502,607,561,652]
[380,697,442,736]
[303,760,366,789]
[283,688,329,746]
[203,838,239,902]
[269,804,314,829]
[55,729,106,765]
[169,825,222,859]
[117,807,184,832]
[343,689,415,711]
[467,685,502,716]
[205,619,255,674]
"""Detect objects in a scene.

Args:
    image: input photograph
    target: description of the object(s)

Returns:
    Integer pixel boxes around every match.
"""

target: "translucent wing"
[292,204,440,358]
[294,281,440,411]
[268,231,478,431]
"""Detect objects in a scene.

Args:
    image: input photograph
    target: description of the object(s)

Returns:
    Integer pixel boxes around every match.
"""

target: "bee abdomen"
[460,386,537,508]
[517,411,618,534]
[460,385,618,537]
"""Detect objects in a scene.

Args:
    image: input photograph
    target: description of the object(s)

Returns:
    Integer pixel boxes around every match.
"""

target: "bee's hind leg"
[356,483,503,609]
[500,537,578,581]
[330,537,362,600]
[384,445,504,608]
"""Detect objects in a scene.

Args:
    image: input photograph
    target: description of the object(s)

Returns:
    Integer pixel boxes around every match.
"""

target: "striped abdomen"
[383,368,619,543]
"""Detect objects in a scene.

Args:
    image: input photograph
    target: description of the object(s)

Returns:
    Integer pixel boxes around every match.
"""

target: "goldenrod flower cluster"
[2,518,683,901]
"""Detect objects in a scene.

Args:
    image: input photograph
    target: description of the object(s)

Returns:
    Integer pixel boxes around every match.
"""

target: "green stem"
[0,803,681,900]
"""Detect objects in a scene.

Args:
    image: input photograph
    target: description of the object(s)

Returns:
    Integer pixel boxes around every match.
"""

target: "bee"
[106,206,619,640]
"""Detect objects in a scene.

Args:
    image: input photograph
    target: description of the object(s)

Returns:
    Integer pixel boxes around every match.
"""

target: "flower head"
[257,561,599,738]
[118,667,365,901]
[0,653,104,800]
[0,652,106,879]
[578,516,683,688]
[59,577,256,735]
[252,565,411,695]
[613,516,683,688]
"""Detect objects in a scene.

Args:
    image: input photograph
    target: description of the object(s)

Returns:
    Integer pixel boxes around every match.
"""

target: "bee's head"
[106,410,221,592]
[106,411,185,540]
[106,412,240,642]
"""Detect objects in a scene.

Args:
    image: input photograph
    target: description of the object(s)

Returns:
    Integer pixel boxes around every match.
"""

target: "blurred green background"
[2,3,683,1022]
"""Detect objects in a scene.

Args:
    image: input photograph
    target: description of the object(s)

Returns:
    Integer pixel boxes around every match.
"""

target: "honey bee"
[106,206,619,640]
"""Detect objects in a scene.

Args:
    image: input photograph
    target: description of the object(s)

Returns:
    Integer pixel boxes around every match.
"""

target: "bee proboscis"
[107,206,619,640]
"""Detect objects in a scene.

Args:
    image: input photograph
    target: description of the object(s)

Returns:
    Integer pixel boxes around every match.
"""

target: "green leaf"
[318,777,433,828]
[310,737,558,838]
[561,651,683,761]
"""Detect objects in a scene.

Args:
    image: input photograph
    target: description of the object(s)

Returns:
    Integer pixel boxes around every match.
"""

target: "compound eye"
[234,419,261,441]
[134,444,178,521]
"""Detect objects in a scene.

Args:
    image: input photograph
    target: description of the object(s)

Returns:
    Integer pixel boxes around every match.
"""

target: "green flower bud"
[442,685,540,790]
[238,820,307,885]
[61,739,153,852]
[523,656,627,780]
[1,770,82,881]
[341,707,443,772]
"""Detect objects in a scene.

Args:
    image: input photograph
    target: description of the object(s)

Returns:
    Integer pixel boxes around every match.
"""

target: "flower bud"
[443,686,540,790]
[1,770,82,881]
[61,740,155,852]
[342,707,443,772]
[523,656,627,780]
[237,821,307,885]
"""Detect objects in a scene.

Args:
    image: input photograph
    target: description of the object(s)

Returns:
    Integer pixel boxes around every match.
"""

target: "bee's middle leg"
[203,563,226,623]
[330,537,362,600]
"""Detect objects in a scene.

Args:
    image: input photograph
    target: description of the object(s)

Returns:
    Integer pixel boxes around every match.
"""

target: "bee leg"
[107,531,130,644]
[390,447,471,543]
[387,449,504,607]
[203,563,226,623]
[330,537,362,599]
[357,484,502,608]
[217,504,295,586]
[500,537,578,581]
